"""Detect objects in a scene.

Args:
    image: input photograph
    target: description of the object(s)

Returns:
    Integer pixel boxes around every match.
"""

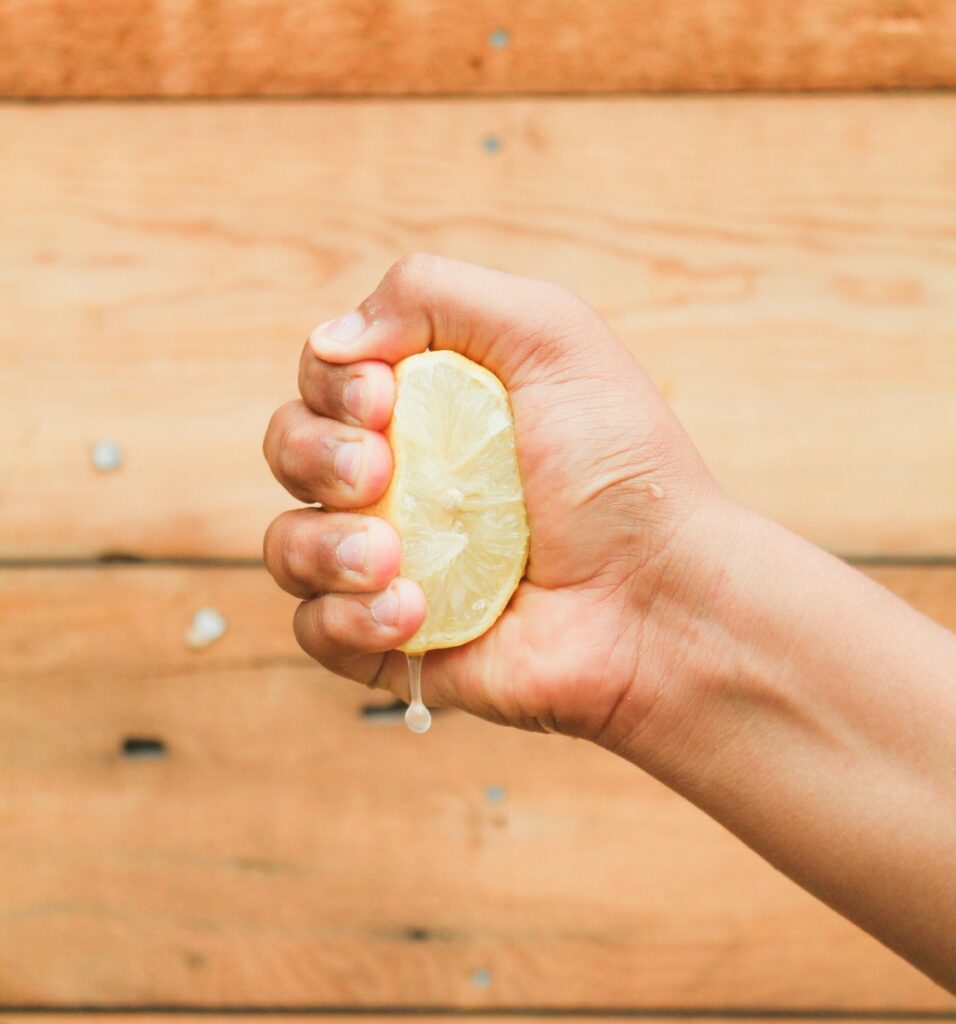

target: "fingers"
[293,578,427,685]
[361,641,497,717]
[263,399,392,507]
[297,349,394,431]
[307,625,512,731]
[307,253,600,385]
[287,548,519,725]
[264,508,402,599]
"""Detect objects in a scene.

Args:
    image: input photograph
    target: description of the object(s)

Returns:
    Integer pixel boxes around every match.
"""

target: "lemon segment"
[369,350,529,654]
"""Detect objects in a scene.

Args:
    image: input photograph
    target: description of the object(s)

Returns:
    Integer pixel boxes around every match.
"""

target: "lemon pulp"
[368,350,529,655]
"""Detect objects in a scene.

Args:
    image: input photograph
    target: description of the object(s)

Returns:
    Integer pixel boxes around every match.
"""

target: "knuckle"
[262,516,283,570]
[281,517,309,584]
[292,600,320,659]
[263,405,286,460]
[366,654,394,692]
[541,280,592,324]
[515,284,597,370]
[388,251,445,291]
[266,400,298,460]
[295,595,334,648]
[278,418,314,484]
[296,347,312,393]
[546,279,583,305]
[320,597,356,647]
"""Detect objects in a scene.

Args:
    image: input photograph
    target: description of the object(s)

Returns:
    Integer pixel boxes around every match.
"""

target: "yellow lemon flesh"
[368,350,529,654]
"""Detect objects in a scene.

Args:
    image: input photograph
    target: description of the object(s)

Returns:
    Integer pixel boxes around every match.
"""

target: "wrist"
[596,485,956,990]
[595,494,796,771]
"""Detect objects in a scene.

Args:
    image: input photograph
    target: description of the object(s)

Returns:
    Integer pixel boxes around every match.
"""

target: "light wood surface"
[0,564,952,1008]
[2,1019,948,1024]
[3,0,955,1011]
[3,96,956,561]
[5,1019,947,1024]
[2,0,956,98]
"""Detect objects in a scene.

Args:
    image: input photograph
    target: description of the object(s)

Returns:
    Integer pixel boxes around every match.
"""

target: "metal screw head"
[482,134,503,154]
[488,27,510,49]
[185,606,227,649]
[471,967,493,988]
[485,784,506,804]
[91,439,123,472]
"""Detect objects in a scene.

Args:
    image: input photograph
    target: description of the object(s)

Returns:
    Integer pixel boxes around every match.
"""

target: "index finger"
[307,253,597,386]
[297,347,395,431]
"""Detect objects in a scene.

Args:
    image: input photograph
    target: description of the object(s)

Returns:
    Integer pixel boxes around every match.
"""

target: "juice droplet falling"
[405,653,432,734]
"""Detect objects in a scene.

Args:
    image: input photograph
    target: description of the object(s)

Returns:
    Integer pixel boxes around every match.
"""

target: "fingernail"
[371,585,400,627]
[310,311,365,353]
[333,441,362,485]
[336,531,367,573]
[343,377,366,421]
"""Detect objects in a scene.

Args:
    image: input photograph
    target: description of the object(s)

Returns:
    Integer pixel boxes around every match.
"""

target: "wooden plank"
[2,97,956,560]
[2,0,956,98]
[3,1019,950,1024]
[6,1019,950,1024]
[0,565,953,1007]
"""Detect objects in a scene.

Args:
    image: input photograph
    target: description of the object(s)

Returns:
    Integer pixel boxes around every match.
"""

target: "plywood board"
[1,0,955,97]
[3,1018,949,1024]
[0,565,951,1007]
[2,97,956,560]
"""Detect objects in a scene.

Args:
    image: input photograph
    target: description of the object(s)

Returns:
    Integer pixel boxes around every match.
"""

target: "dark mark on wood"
[231,856,301,876]
[99,550,147,564]
[121,736,167,760]
[360,700,449,724]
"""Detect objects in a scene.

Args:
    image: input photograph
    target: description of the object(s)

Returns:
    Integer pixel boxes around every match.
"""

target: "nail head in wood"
[185,606,227,649]
[91,439,123,472]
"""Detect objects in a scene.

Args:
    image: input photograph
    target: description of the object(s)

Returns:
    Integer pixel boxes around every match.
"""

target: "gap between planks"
[4,88,956,106]
[1,1010,955,1019]
[2,557,956,570]
[3,0,956,97]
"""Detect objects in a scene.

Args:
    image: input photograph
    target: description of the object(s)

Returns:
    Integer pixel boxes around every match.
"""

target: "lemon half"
[367,351,529,654]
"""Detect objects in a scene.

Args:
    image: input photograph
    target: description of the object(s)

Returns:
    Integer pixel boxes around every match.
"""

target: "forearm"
[611,500,956,990]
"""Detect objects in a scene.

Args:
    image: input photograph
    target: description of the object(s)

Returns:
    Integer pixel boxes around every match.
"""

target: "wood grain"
[0,564,953,1007]
[1,1015,949,1024]
[2,0,956,98]
[3,1019,949,1024]
[2,97,956,560]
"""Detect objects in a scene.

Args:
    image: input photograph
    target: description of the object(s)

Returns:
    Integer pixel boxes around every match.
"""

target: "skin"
[264,254,956,993]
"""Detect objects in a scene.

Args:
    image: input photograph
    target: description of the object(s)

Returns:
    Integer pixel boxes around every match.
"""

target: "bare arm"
[603,500,956,990]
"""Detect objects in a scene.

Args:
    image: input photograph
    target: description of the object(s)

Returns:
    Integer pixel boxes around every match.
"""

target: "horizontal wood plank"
[6,1019,952,1024]
[2,97,956,560]
[2,0,956,97]
[3,1019,951,1024]
[0,564,952,1007]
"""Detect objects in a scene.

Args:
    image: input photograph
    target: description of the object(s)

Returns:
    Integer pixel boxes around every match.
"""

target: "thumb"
[308,253,602,385]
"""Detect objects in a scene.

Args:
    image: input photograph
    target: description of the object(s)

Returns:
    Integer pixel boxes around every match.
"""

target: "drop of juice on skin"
[648,482,665,499]
[404,653,432,734]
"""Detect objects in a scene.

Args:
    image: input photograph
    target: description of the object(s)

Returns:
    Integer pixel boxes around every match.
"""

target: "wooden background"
[1,0,955,1017]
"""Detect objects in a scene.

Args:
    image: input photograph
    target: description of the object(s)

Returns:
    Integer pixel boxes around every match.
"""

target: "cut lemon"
[366,350,529,654]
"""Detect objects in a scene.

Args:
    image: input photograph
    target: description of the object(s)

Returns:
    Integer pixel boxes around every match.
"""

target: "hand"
[265,254,956,990]
[263,254,728,743]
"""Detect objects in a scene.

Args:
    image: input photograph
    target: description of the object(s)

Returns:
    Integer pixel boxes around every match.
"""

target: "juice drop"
[649,482,665,499]
[404,653,432,734]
